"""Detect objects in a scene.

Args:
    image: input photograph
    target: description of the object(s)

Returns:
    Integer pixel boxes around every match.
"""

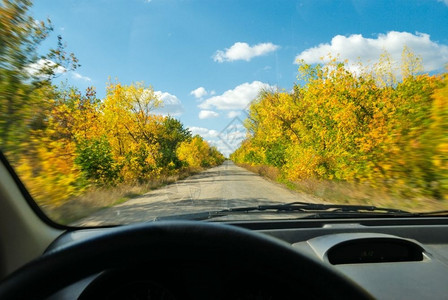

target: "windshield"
[1,0,447,226]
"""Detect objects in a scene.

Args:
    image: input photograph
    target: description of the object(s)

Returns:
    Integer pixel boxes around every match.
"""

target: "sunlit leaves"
[7,80,224,207]
[0,2,225,209]
[177,135,224,168]
[102,82,163,180]
[232,50,447,200]
[426,72,448,199]
[0,0,78,154]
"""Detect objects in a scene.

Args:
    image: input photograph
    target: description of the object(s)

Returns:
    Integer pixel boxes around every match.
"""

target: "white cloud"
[26,59,94,82]
[294,31,448,73]
[26,59,66,77]
[198,110,219,119]
[214,42,279,63]
[154,91,184,116]
[221,129,246,140]
[72,72,91,82]
[188,127,232,157]
[190,87,208,99]
[199,81,274,111]
[224,123,245,130]
[216,124,247,156]
[438,0,448,6]
[188,127,219,138]
[188,122,247,157]
[227,111,241,118]
[209,139,233,157]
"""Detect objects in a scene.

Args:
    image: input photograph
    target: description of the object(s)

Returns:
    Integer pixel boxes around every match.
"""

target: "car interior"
[1,152,448,299]
[1,1,447,299]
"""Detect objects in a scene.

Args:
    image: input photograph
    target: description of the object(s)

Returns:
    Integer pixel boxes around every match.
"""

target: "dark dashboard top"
[44,218,448,300]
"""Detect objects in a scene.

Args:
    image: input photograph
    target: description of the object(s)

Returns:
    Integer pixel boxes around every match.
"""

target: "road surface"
[74,161,318,226]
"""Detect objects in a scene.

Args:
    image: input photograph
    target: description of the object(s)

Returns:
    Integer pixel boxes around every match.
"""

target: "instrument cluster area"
[77,263,300,300]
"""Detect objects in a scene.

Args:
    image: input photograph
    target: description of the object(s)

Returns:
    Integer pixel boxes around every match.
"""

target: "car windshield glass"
[0,0,447,226]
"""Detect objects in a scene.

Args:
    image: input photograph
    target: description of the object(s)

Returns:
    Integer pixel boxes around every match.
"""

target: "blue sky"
[31,0,448,156]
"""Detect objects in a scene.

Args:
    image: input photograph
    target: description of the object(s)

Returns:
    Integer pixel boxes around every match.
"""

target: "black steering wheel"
[0,221,372,299]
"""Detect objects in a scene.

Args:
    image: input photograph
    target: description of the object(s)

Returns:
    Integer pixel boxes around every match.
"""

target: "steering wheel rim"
[0,221,372,299]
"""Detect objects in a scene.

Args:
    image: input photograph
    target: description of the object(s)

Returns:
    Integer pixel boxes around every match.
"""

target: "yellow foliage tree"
[177,135,224,168]
[101,81,163,181]
[232,49,446,200]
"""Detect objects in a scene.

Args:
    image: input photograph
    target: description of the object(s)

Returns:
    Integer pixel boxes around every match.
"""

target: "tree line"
[0,0,224,208]
[231,52,447,201]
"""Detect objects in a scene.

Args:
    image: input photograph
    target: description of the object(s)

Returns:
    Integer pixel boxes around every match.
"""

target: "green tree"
[75,136,120,185]
[157,116,191,169]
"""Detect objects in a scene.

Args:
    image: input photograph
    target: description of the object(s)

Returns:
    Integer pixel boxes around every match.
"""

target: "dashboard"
[45,217,448,300]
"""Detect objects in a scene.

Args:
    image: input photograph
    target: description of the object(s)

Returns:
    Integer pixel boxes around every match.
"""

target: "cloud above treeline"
[26,59,92,82]
[190,86,215,99]
[188,126,219,138]
[154,91,184,116]
[199,81,274,111]
[26,59,66,77]
[190,87,207,98]
[72,72,91,82]
[198,110,219,119]
[294,31,448,72]
[214,42,279,63]
[188,124,247,157]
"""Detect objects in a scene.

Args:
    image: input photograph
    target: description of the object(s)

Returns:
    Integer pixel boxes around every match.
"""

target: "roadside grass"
[236,163,448,213]
[43,167,202,225]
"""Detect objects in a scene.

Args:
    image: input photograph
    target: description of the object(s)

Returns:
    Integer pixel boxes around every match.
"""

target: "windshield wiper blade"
[253,201,412,214]
[257,202,448,217]
[154,201,414,221]
[412,210,448,216]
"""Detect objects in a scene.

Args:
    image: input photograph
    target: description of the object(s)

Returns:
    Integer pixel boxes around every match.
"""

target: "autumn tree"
[0,0,78,155]
[0,2,226,211]
[426,72,448,199]
[177,135,224,168]
[15,86,102,206]
[232,50,446,200]
[101,82,164,181]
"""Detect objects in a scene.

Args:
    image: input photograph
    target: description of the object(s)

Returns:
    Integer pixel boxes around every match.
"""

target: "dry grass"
[43,167,201,224]
[238,163,280,181]
[287,178,448,212]
[236,163,448,213]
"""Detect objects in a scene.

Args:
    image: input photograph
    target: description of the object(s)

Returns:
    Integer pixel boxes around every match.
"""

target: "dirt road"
[74,161,317,226]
